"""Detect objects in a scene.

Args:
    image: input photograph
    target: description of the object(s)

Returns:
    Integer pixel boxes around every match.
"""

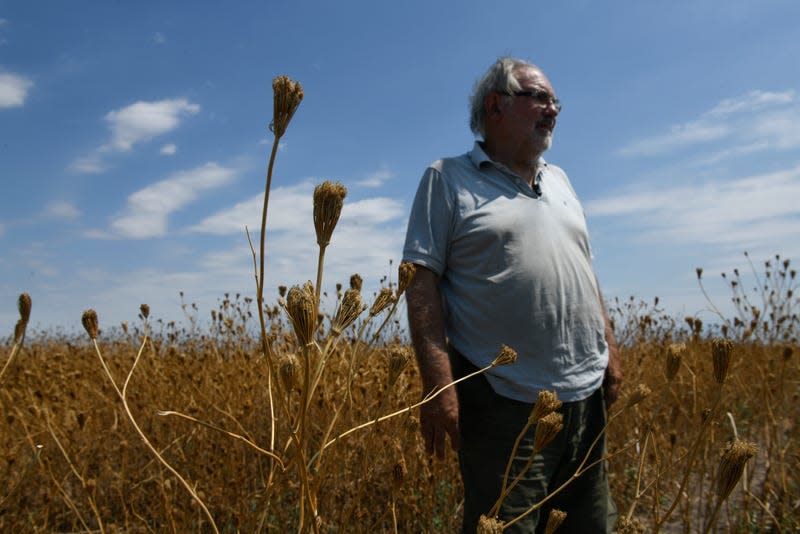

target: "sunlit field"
[2,76,798,533]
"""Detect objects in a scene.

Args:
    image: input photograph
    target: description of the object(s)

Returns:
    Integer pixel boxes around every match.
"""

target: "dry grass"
[2,74,798,533]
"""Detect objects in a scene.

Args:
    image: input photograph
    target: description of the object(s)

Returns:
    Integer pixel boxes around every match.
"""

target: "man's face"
[501,67,559,153]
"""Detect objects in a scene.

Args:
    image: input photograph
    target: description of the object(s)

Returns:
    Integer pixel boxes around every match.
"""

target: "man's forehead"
[514,66,554,91]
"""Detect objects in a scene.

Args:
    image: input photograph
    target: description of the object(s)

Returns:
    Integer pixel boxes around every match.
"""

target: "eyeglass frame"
[501,89,562,113]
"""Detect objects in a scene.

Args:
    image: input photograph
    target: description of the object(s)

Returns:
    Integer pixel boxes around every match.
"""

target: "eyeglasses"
[502,89,562,113]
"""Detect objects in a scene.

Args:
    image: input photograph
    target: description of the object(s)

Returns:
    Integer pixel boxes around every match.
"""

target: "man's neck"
[482,139,542,186]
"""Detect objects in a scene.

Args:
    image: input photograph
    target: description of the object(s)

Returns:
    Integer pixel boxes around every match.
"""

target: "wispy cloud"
[152,32,166,45]
[617,90,798,160]
[160,143,177,155]
[586,165,800,251]
[356,166,395,187]
[108,162,237,239]
[71,98,199,173]
[0,71,33,108]
[44,201,80,220]
[103,99,199,152]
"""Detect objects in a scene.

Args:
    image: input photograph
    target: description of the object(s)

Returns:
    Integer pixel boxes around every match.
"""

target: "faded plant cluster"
[1,76,798,533]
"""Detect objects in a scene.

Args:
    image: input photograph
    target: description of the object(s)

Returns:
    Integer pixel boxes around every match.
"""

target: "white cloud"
[0,72,33,108]
[617,90,799,160]
[69,155,107,174]
[152,32,166,44]
[160,143,177,155]
[109,162,237,239]
[356,166,395,187]
[44,201,80,220]
[586,164,800,250]
[103,98,199,152]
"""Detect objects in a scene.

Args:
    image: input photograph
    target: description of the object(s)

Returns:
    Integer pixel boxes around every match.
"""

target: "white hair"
[468,57,539,138]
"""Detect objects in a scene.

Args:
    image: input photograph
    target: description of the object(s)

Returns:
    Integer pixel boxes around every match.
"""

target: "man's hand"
[603,354,622,408]
[420,385,460,459]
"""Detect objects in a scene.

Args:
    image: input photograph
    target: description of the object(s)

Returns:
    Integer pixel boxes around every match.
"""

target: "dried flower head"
[139,303,150,319]
[625,384,652,408]
[81,309,99,340]
[616,517,646,534]
[534,411,564,452]
[387,347,411,385]
[278,285,287,298]
[544,509,567,534]
[313,181,347,247]
[477,515,505,534]
[391,457,407,490]
[285,282,316,345]
[278,352,301,391]
[350,273,363,291]
[665,342,685,381]
[331,287,366,335]
[18,293,32,324]
[369,287,396,316]
[396,262,417,297]
[711,338,734,384]
[716,440,757,501]
[491,344,517,367]
[270,75,304,138]
[529,390,562,423]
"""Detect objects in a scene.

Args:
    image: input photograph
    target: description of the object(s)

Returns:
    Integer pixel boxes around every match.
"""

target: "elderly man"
[403,57,621,533]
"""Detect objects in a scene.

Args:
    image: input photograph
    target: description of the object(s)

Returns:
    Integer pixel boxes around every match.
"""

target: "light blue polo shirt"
[403,142,608,403]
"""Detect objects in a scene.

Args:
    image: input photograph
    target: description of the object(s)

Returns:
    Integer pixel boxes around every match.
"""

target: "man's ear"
[484,92,504,122]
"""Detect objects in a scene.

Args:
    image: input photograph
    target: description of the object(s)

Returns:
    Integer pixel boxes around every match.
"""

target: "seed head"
[18,293,32,324]
[534,411,564,452]
[616,517,646,534]
[716,440,757,501]
[711,338,733,384]
[285,282,316,346]
[278,353,301,391]
[331,287,366,335]
[391,457,407,490]
[369,287,396,316]
[387,347,411,385]
[625,384,652,408]
[81,309,99,340]
[139,303,150,319]
[270,75,304,138]
[350,274,363,291]
[665,342,685,381]
[529,390,562,423]
[477,515,505,534]
[396,262,417,297]
[313,181,347,248]
[491,344,517,367]
[544,509,567,534]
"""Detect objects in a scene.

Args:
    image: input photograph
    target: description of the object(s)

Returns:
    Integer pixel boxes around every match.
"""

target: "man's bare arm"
[597,285,622,407]
[405,265,460,458]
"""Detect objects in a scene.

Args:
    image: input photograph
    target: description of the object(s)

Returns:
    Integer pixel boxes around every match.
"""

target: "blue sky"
[2,1,799,332]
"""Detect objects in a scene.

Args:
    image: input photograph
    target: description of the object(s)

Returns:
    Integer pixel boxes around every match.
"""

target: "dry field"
[2,76,798,533]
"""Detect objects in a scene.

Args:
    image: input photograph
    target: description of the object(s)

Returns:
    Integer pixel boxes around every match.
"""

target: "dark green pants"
[452,350,616,534]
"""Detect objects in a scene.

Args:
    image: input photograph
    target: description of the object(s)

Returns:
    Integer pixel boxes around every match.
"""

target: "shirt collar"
[469,141,547,175]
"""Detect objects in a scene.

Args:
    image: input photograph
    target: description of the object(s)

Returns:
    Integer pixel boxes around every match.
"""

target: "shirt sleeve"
[402,166,454,276]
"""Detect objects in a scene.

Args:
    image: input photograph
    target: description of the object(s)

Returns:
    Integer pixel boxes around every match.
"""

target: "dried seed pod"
[396,262,417,297]
[13,319,26,344]
[387,347,411,385]
[270,75,304,138]
[544,509,567,534]
[331,288,366,335]
[313,181,347,248]
[534,412,564,452]
[82,309,99,339]
[139,303,150,319]
[349,273,363,291]
[477,515,504,534]
[716,440,757,501]
[625,384,652,408]
[369,287,396,316]
[491,344,517,367]
[18,293,32,324]
[285,282,316,346]
[711,338,733,384]
[278,353,301,391]
[528,390,562,424]
[665,343,685,381]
